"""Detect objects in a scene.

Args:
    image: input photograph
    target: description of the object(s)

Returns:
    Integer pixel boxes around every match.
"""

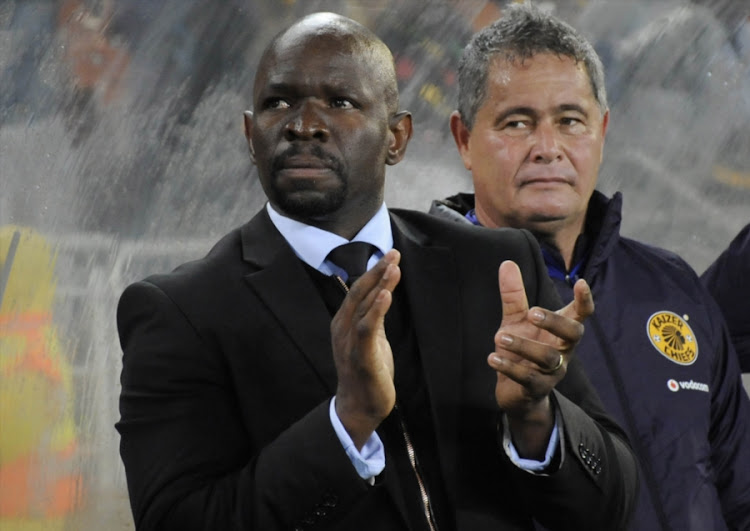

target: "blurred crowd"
[2,0,747,242]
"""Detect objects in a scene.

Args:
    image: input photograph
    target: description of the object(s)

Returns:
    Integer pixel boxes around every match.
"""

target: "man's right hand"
[332,249,401,450]
[489,260,594,458]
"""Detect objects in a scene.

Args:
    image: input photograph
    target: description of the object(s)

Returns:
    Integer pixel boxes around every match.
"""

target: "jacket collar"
[431,190,625,280]
[581,190,623,278]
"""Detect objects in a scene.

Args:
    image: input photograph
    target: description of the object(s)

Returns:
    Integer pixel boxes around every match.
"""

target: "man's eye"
[561,116,586,132]
[330,98,354,109]
[264,98,291,110]
[503,120,530,132]
[561,116,583,126]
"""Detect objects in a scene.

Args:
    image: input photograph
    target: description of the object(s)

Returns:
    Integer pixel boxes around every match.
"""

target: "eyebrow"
[260,81,296,95]
[558,103,589,117]
[259,82,367,109]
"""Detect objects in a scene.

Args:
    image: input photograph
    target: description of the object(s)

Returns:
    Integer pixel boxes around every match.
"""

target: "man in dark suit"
[116,12,637,531]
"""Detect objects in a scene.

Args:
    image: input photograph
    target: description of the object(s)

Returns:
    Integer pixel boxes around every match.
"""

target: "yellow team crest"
[647,311,698,365]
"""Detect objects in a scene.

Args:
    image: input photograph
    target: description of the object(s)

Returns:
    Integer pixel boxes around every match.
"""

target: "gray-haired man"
[431,4,750,530]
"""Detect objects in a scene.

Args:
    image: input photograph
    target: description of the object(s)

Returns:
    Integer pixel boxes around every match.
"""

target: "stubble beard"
[270,144,348,219]
[274,178,348,219]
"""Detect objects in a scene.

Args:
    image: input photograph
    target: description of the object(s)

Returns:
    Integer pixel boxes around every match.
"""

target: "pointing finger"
[557,278,594,324]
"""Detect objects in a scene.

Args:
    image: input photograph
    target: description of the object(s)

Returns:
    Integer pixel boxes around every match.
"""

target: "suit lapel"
[240,210,338,393]
[391,214,462,501]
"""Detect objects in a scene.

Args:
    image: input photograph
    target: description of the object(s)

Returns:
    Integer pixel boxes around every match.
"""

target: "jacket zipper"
[562,273,671,531]
[395,404,439,531]
[335,275,438,531]
[589,315,672,531]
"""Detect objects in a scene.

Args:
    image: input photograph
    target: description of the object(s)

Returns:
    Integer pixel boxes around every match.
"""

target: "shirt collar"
[467,207,590,281]
[266,202,393,274]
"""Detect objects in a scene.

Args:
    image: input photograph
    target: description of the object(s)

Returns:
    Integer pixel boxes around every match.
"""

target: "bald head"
[255,12,399,112]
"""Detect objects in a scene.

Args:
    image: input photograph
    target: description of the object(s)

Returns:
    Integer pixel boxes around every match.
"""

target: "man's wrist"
[501,396,562,473]
[506,396,554,459]
[329,398,385,481]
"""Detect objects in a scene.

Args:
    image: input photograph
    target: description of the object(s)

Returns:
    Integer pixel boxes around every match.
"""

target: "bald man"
[116,13,637,531]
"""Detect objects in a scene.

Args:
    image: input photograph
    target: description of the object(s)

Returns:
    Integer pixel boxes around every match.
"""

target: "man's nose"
[284,101,329,141]
[530,122,563,163]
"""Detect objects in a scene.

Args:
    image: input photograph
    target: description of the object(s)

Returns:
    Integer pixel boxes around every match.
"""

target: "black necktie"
[327,242,375,287]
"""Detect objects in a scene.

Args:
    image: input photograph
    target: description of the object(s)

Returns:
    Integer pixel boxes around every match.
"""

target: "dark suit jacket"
[116,207,638,531]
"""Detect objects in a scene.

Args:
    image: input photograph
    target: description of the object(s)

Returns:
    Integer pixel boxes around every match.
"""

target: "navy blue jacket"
[430,190,750,531]
[701,223,750,372]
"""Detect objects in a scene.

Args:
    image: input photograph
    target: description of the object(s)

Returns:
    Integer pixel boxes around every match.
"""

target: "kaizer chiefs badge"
[647,311,698,365]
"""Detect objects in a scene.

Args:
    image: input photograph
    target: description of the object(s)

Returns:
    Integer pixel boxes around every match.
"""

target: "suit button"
[322,493,338,507]
[579,443,589,458]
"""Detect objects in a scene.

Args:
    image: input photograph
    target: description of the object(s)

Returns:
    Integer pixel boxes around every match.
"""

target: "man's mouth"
[276,155,337,180]
[520,175,572,186]
[281,155,332,170]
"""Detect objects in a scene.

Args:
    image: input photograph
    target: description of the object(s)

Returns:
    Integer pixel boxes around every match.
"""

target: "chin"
[531,207,568,219]
[521,210,573,231]
[519,196,576,220]
[277,192,346,219]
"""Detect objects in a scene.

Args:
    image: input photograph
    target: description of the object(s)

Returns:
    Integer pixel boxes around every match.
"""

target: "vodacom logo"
[667,378,709,393]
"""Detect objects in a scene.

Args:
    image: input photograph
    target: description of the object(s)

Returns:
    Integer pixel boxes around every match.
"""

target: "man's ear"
[450,110,472,171]
[601,109,610,137]
[385,111,413,165]
[599,109,610,160]
[243,110,256,164]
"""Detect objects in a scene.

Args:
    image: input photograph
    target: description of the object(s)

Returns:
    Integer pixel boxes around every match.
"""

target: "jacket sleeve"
[700,222,750,372]
[502,230,640,531]
[704,295,750,529]
[116,280,375,531]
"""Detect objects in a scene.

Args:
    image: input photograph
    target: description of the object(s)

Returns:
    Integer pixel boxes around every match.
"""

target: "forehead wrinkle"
[255,15,398,112]
[257,36,357,86]
[260,51,377,98]
[486,55,594,108]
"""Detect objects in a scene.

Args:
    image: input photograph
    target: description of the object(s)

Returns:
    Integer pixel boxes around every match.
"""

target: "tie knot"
[327,242,375,286]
